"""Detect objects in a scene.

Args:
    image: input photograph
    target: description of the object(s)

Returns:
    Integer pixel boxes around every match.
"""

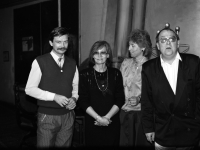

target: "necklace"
[94,68,108,92]
[134,57,145,69]
[131,57,146,80]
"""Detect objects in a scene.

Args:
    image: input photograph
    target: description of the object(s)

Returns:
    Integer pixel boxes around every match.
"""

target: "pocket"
[155,116,166,124]
[37,113,47,122]
[72,110,75,120]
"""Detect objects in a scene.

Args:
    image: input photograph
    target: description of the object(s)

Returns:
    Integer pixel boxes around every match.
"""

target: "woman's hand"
[94,116,111,126]
[128,95,140,106]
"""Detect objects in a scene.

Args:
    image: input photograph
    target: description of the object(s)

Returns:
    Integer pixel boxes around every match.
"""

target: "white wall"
[145,0,200,57]
[79,0,107,63]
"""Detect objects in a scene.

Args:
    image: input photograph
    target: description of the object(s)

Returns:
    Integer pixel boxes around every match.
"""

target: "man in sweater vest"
[25,27,79,148]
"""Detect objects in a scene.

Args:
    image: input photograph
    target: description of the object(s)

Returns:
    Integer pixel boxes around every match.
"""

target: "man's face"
[156,30,179,61]
[49,34,68,57]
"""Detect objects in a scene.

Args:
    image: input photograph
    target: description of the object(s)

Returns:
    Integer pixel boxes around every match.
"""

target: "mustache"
[57,48,67,50]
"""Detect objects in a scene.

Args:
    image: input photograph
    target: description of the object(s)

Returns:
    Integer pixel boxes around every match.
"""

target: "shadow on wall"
[78,58,90,72]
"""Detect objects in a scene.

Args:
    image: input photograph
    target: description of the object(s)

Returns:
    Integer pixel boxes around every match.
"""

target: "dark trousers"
[120,110,152,148]
[37,111,75,148]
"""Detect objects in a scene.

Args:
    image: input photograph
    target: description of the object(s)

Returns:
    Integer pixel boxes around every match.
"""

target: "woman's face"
[93,47,109,65]
[128,41,144,58]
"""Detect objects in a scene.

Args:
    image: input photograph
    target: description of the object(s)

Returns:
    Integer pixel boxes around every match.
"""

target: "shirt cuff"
[71,97,77,102]
[46,92,55,101]
[72,94,79,101]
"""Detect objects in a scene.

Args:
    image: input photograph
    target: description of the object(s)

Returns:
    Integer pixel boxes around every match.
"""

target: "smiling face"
[49,34,69,57]
[156,30,179,61]
[93,47,109,65]
[128,41,144,58]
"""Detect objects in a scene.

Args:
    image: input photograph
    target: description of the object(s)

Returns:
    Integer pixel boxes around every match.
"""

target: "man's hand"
[66,97,76,110]
[54,94,69,107]
[145,132,155,143]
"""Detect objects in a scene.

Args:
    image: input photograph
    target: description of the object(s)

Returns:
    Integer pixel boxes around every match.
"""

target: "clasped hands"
[128,95,141,106]
[54,94,76,110]
[94,116,112,126]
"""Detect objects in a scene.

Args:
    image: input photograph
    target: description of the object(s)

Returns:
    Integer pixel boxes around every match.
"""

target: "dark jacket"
[141,53,200,147]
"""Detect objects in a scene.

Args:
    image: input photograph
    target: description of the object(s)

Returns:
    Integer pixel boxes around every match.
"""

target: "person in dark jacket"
[25,27,79,148]
[141,23,200,150]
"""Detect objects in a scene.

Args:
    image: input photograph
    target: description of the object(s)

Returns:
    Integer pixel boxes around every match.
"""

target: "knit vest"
[36,53,76,115]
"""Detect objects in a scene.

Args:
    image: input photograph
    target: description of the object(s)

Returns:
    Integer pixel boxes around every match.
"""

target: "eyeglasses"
[93,51,107,57]
[159,36,177,44]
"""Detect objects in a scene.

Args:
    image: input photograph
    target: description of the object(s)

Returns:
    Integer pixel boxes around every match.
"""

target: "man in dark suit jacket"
[141,24,200,150]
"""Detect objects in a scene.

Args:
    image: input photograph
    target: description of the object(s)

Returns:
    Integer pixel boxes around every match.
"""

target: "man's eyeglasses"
[93,51,107,57]
[159,36,177,44]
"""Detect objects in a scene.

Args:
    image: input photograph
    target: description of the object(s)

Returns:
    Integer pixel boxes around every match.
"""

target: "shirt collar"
[50,50,64,61]
[160,52,182,64]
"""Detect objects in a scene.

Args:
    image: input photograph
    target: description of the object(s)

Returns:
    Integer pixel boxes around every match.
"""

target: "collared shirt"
[120,57,147,111]
[160,53,182,94]
[25,51,79,101]
[53,51,64,68]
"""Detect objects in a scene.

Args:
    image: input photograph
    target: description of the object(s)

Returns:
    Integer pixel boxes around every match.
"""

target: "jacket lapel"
[156,57,175,113]
[173,57,189,111]
[157,58,174,95]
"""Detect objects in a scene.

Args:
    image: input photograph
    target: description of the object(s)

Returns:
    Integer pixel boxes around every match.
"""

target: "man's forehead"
[54,35,68,40]
[159,30,176,38]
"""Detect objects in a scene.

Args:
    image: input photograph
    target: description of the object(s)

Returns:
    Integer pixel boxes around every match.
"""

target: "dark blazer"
[141,53,200,147]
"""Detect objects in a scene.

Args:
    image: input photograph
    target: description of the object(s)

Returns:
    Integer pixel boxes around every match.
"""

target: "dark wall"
[41,0,58,54]
[14,3,42,84]
[61,0,79,66]
[14,0,79,85]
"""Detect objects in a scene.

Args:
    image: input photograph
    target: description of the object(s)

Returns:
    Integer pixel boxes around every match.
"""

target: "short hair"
[128,29,152,58]
[156,24,180,43]
[49,27,70,42]
[88,41,113,67]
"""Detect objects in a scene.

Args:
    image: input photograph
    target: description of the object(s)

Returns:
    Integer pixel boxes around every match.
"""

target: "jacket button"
[185,113,187,116]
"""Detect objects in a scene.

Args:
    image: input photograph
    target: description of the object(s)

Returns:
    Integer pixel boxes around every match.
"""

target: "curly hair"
[128,29,152,58]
